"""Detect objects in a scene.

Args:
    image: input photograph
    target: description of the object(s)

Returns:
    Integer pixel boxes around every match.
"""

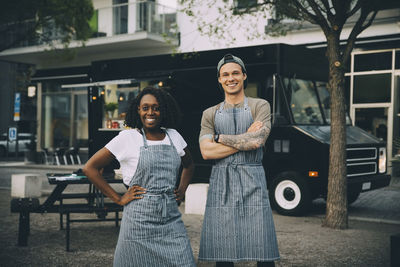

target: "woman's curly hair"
[124,86,182,129]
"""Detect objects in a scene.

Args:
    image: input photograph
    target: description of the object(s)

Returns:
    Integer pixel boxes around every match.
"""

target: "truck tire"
[269,172,311,216]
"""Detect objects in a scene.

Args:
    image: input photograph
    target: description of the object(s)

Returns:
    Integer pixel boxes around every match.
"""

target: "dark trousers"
[216,262,275,267]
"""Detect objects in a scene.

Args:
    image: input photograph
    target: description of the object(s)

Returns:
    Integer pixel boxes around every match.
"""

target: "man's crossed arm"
[199,121,270,160]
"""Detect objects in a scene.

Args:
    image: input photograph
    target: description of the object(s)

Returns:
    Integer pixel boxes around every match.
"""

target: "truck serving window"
[283,77,351,125]
[283,78,324,124]
[315,81,352,125]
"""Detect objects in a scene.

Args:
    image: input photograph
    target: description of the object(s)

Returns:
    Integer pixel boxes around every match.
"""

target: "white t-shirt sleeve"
[105,130,132,161]
[105,129,142,186]
[166,128,187,157]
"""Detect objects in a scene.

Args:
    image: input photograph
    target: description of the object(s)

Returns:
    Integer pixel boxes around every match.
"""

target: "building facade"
[0,0,399,166]
[0,0,178,160]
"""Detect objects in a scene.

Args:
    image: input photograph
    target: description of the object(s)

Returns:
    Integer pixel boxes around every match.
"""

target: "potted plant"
[104,102,118,128]
[104,102,118,119]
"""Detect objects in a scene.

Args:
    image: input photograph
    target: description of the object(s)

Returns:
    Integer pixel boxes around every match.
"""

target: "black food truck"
[87,43,391,216]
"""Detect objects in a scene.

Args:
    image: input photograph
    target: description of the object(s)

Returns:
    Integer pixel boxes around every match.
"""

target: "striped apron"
[114,130,196,267]
[199,98,280,262]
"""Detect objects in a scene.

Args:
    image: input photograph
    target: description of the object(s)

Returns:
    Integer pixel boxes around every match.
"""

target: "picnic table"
[11,173,124,251]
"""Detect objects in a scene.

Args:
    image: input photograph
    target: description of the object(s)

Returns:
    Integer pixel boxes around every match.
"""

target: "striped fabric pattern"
[114,130,196,267]
[199,98,280,262]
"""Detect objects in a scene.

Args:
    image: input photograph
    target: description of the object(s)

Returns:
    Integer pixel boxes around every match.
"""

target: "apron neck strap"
[141,128,172,147]
[219,97,248,111]
[141,128,148,148]
[164,129,175,146]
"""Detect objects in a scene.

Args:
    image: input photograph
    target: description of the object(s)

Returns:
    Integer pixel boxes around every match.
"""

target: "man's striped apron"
[199,98,280,262]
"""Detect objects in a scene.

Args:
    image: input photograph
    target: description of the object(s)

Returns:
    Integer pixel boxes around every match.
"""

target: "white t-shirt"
[105,128,187,186]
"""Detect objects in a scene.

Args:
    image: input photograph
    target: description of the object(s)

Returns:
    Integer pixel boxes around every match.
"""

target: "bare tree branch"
[347,0,362,18]
[290,1,318,23]
[305,0,331,33]
[360,10,377,32]
[320,0,335,23]
[320,0,330,12]
[342,8,377,65]
[330,0,351,33]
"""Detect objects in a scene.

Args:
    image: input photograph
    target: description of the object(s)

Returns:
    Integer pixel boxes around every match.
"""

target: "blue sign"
[14,93,21,121]
[9,127,17,142]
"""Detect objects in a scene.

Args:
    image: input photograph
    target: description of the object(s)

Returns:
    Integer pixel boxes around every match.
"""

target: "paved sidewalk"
[1,162,399,266]
[1,186,399,266]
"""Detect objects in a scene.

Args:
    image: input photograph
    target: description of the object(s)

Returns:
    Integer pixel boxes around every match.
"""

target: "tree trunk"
[323,34,348,229]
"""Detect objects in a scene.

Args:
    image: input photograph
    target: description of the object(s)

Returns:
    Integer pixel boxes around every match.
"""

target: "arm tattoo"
[218,125,271,151]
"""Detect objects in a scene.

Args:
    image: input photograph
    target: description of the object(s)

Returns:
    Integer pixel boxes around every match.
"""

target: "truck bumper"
[348,174,391,192]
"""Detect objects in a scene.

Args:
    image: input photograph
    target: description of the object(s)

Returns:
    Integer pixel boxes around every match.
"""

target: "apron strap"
[218,101,225,112]
[141,128,149,148]
[243,97,249,110]
[218,97,248,112]
[141,128,177,150]
[147,190,175,218]
[163,128,175,147]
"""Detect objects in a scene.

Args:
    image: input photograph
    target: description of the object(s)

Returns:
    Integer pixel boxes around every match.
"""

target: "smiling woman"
[83,86,196,266]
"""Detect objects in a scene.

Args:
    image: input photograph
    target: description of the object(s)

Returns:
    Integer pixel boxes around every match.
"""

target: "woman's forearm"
[179,163,194,191]
[83,148,122,204]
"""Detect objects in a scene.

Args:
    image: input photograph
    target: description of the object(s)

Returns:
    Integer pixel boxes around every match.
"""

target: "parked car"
[0,133,35,157]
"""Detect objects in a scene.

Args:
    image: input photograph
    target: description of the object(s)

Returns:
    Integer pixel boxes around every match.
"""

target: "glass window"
[353,74,391,103]
[73,93,88,147]
[393,76,400,156]
[42,93,71,148]
[354,52,392,72]
[246,82,258,98]
[41,82,89,150]
[315,81,352,125]
[284,78,323,124]
[396,50,400,70]
[113,0,128,34]
[355,108,387,141]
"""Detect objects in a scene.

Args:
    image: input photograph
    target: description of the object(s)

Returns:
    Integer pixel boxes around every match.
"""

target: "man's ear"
[243,73,247,80]
[218,76,222,84]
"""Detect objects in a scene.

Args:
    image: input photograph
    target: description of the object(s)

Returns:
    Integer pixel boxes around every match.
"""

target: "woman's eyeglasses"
[138,105,160,112]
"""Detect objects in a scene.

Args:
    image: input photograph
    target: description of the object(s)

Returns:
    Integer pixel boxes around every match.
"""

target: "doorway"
[354,107,388,141]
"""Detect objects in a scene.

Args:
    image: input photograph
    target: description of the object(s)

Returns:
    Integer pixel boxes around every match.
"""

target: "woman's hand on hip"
[118,185,146,206]
[174,186,187,204]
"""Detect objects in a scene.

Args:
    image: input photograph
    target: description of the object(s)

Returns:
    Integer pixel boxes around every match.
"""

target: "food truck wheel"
[269,173,311,216]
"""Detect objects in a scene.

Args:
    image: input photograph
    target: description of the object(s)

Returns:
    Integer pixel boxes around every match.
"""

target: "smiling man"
[198,54,280,267]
